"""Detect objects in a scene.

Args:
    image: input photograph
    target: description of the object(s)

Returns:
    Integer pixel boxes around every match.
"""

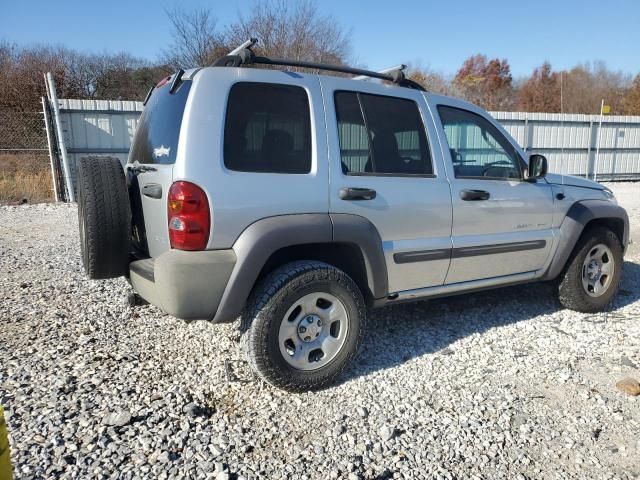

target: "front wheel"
[240,261,366,392]
[557,227,623,312]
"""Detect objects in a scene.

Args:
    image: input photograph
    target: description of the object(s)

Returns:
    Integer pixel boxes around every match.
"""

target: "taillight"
[167,181,210,251]
[156,76,171,88]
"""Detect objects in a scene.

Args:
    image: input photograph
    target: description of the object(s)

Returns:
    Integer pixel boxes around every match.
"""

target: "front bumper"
[129,249,236,320]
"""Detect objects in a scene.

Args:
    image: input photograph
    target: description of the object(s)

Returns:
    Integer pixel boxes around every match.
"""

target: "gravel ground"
[1,183,639,480]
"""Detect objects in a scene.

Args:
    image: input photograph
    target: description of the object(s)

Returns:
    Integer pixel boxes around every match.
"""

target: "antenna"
[353,64,407,81]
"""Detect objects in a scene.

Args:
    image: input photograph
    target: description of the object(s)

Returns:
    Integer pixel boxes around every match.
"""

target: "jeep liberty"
[77,40,629,391]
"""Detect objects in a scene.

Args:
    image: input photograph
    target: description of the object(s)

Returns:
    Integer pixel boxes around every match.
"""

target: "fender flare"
[330,213,388,299]
[212,213,388,323]
[543,199,629,280]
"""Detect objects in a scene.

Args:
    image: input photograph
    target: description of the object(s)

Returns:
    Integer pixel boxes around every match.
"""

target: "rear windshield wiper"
[127,164,157,174]
[143,86,154,106]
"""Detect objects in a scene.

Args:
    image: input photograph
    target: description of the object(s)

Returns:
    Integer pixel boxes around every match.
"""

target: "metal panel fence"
[45,99,640,202]
[57,99,144,196]
[492,111,640,181]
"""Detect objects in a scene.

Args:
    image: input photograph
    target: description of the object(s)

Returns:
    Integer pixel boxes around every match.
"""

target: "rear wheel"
[557,227,623,312]
[77,156,131,279]
[241,261,366,391]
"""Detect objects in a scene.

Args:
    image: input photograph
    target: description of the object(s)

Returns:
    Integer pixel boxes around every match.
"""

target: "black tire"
[240,261,367,392]
[77,156,131,279]
[557,226,623,312]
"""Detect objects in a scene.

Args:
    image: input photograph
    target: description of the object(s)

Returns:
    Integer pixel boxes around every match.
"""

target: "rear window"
[130,80,192,165]
[224,82,312,174]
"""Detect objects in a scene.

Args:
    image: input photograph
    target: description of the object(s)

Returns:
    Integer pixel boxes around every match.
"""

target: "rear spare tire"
[77,156,131,279]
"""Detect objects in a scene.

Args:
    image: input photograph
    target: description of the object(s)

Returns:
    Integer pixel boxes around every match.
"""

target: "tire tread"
[77,157,131,279]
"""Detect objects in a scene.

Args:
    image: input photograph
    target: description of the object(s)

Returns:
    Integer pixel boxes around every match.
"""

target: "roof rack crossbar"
[352,64,407,81]
[228,38,258,56]
[252,56,398,82]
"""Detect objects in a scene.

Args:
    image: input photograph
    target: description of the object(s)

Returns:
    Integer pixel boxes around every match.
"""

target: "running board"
[386,271,538,304]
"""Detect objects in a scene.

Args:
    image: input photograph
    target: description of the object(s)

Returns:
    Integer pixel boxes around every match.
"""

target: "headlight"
[603,187,616,202]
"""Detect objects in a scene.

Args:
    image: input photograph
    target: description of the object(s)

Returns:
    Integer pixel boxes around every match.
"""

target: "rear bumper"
[129,249,236,320]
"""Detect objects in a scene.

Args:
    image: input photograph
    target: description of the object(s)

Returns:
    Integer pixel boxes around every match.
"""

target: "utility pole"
[560,71,565,183]
[594,99,604,182]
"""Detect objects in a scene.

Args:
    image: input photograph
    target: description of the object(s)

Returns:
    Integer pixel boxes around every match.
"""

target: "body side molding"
[394,249,450,264]
[453,240,546,258]
[542,200,629,281]
[393,240,547,264]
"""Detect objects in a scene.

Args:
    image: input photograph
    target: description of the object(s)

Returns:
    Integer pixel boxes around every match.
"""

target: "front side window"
[224,82,311,174]
[438,106,522,179]
[335,91,433,176]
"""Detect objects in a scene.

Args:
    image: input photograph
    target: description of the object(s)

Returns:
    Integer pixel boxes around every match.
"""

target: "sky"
[2,0,639,77]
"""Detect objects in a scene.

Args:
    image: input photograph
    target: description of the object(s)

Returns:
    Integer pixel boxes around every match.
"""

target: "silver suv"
[77,40,629,391]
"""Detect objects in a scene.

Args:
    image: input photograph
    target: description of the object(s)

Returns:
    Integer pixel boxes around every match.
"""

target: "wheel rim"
[581,243,615,297]
[278,292,349,371]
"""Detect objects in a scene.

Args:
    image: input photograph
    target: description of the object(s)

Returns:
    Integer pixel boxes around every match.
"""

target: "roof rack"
[212,39,425,91]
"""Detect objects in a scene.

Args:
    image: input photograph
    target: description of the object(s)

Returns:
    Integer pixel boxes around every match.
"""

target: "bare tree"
[623,74,640,115]
[561,62,630,114]
[0,42,78,111]
[162,7,226,69]
[0,42,168,110]
[407,66,458,96]
[226,0,352,66]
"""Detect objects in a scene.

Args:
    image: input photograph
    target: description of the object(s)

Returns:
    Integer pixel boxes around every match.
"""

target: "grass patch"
[0,153,55,204]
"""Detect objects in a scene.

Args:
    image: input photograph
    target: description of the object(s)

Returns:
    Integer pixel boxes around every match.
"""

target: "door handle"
[339,187,377,201]
[142,183,162,199]
[460,189,490,201]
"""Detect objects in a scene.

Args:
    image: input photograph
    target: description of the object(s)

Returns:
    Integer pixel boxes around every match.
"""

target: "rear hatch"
[128,74,192,258]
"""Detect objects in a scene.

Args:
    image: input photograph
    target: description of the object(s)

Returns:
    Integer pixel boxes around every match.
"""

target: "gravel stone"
[379,426,395,442]
[1,183,640,479]
[101,409,132,427]
[615,377,640,396]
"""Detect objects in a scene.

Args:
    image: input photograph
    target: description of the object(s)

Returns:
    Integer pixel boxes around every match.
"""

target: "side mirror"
[527,154,548,180]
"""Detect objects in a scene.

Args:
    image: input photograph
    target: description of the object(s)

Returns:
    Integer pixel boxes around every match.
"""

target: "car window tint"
[334,91,433,176]
[438,106,521,179]
[130,80,191,165]
[334,92,370,174]
[224,82,311,174]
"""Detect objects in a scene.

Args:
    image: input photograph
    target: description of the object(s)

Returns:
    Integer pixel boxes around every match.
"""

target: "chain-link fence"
[0,110,54,203]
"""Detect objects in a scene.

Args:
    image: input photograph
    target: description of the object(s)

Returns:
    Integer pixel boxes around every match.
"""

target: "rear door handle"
[460,189,490,201]
[142,183,162,199]
[339,187,377,201]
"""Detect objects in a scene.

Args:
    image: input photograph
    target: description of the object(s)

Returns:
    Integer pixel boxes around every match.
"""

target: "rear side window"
[130,80,191,165]
[224,82,312,174]
[334,91,433,176]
